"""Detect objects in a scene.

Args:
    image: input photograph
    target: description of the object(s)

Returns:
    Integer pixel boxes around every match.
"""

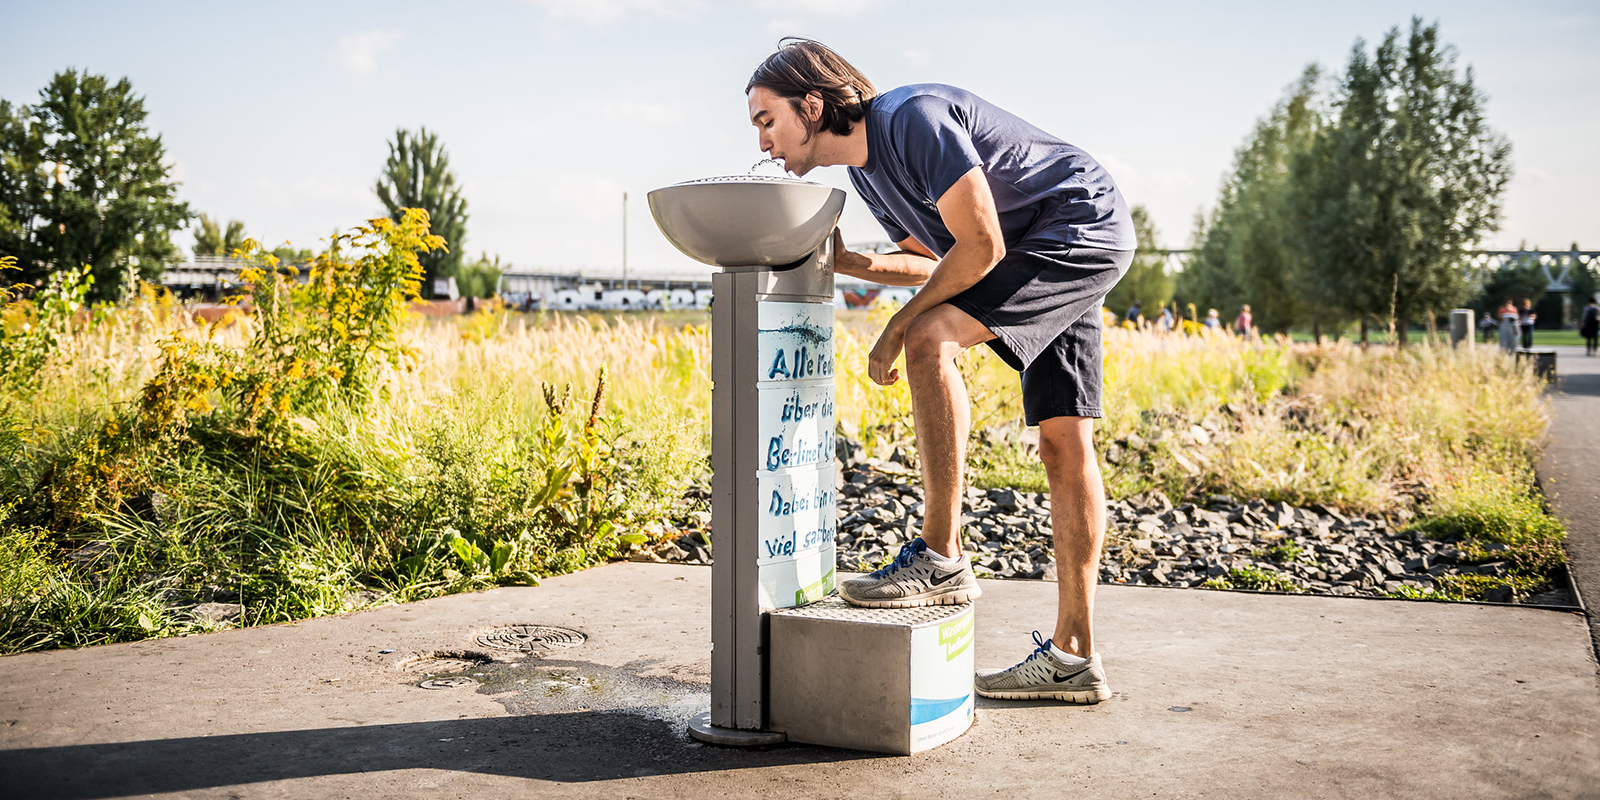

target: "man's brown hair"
[747,38,877,141]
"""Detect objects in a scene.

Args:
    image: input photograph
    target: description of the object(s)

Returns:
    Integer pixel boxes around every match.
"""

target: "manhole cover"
[401,651,493,674]
[419,677,479,690]
[475,625,587,654]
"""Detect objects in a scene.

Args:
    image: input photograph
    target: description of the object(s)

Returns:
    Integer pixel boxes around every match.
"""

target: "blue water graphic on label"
[910,694,973,726]
[758,303,834,385]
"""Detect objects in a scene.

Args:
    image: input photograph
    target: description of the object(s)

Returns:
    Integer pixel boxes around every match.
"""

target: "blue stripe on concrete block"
[910,694,971,725]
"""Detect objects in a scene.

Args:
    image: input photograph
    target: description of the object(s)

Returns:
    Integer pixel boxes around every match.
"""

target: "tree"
[1104,205,1172,319]
[192,213,248,257]
[270,244,315,265]
[374,127,467,298]
[0,70,191,300]
[1568,248,1599,309]
[1292,19,1512,343]
[1181,66,1326,335]
[456,252,503,299]
[1471,251,1547,318]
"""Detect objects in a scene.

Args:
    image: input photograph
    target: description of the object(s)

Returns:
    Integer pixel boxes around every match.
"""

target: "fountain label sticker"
[757,383,834,471]
[757,302,834,384]
[908,605,976,752]
[756,464,836,567]
[758,540,836,610]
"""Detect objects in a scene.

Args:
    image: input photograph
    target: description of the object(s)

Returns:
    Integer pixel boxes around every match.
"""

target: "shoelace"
[870,538,927,578]
[998,631,1055,675]
[1029,630,1052,657]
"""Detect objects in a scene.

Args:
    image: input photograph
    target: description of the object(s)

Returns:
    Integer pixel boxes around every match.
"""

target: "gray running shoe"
[975,631,1111,703]
[838,538,981,608]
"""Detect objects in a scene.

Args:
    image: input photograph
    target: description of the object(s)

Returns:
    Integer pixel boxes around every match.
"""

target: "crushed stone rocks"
[647,442,1574,608]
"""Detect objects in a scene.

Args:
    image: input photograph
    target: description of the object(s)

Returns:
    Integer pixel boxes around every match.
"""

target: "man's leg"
[972,412,1112,704]
[835,303,993,608]
[1037,416,1104,657]
[900,304,995,559]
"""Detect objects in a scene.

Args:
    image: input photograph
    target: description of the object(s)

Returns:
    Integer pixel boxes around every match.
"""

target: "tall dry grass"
[0,296,1558,652]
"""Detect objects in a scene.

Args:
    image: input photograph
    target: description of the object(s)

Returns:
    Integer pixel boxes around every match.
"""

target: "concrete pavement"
[1538,344,1600,663]
[2,562,1596,799]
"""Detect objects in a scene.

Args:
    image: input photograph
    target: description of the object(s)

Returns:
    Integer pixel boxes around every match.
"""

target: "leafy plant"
[0,258,99,391]
[1256,540,1308,564]
[1205,565,1304,593]
[229,209,436,428]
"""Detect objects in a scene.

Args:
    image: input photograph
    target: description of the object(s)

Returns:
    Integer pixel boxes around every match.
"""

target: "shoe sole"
[975,685,1111,704]
[837,583,982,608]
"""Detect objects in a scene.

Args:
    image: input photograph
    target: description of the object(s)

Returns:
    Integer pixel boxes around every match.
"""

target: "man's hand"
[829,229,936,286]
[829,229,871,279]
[868,317,907,385]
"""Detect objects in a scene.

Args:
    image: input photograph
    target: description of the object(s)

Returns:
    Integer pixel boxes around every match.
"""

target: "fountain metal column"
[700,244,837,743]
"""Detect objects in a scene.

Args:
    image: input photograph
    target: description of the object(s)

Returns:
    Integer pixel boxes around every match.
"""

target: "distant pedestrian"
[1477,311,1497,344]
[1582,297,1600,357]
[1518,298,1537,349]
[1497,297,1519,353]
[1157,305,1174,332]
[1204,308,1221,330]
[1234,304,1253,337]
[1125,300,1142,324]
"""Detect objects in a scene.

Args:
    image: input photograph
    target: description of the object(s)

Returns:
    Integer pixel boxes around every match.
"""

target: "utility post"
[622,191,629,291]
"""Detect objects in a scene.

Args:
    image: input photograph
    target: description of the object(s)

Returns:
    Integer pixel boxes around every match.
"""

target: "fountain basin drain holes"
[475,625,587,654]
[401,650,493,674]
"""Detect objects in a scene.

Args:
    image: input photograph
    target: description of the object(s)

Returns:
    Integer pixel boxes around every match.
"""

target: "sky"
[2,0,1596,278]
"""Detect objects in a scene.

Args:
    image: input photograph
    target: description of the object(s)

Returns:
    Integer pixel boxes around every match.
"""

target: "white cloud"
[541,172,626,223]
[523,0,705,24]
[1521,167,1555,187]
[336,29,404,75]
[600,101,684,125]
[756,0,873,15]
[1096,152,1140,183]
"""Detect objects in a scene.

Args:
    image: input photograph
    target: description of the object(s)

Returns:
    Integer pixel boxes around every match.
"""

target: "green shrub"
[0,517,57,603]
[0,258,101,392]
[1413,468,1564,547]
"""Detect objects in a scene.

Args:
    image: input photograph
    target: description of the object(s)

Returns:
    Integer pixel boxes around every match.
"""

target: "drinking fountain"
[648,174,974,755]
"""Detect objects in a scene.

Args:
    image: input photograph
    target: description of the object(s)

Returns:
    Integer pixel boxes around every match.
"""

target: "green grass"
[1530,329,1587,347]
[1255,540,1310,564]
[1279,328,1583,346]
[1203,565,1304,593]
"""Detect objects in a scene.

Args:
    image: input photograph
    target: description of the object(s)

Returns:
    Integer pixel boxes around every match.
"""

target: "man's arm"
[885,165,1005,319]
[864,165,1006,385]
[832,232,938,287]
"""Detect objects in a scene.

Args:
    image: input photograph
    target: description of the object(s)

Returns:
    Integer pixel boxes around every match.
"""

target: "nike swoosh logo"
[1052,667,1090,683]
[929,570,964,587]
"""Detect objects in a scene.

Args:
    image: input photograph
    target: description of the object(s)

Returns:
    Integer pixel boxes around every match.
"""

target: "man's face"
[748,86,820,177]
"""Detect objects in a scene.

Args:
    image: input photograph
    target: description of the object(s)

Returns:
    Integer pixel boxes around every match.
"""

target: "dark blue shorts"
[945,243,1132,425]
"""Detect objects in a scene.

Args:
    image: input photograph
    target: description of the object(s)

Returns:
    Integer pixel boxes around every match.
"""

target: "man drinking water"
[746,39,1133,704]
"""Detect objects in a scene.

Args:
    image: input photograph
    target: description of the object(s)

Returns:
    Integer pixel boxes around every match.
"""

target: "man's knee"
[904,305,992,367]
[903,311,961,368]
[1038,418,1096,472]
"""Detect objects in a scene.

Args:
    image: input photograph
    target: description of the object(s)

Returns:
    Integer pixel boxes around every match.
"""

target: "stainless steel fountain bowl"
[647,175,847,268]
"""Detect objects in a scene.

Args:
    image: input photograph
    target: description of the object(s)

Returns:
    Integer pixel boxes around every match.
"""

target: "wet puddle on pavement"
[406,657,710,732]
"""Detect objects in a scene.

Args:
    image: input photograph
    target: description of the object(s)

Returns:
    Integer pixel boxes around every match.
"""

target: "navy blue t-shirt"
[848,84,1135,256]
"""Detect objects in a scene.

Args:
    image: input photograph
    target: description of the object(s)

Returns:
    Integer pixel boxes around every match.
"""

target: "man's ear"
[804,92,824,122]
